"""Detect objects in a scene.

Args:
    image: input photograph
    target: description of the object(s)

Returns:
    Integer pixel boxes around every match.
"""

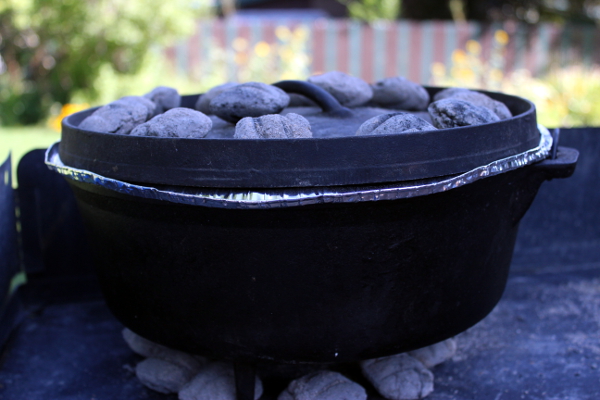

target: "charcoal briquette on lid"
[208,81,290,123]
[60,73,540,189]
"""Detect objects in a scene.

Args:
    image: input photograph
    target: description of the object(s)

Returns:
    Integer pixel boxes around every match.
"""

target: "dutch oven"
[47,82,578,399]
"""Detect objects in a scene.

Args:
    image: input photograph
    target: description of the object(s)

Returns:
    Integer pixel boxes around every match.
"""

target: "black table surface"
[0,264,598,400]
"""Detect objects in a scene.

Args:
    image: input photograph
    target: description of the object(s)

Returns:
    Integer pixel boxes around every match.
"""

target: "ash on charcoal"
[279,370,367,400]
[428,98,500,129]
[209,82,290,123]
[361,354,434,400]
[144,86,181,114]
[370,77,430,111]
[408,338,457,368]
[130,108,212,138]
[78,96,155,135]
[179,362,263,400]
[308,71,373,107]
[120,96,157,117]
[356,112,436,136]
[122,328,206,374]
[235,113,312,139]
[432,88,467,102]
[195,82,238,114]
[433,88,512,119]
[136,358,196,394]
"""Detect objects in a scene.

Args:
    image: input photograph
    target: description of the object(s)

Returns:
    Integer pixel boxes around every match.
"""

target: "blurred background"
[2,0,600,169]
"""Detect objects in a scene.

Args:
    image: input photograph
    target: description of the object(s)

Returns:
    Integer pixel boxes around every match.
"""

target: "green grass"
[0,126,60,186]
[0,126,54,290]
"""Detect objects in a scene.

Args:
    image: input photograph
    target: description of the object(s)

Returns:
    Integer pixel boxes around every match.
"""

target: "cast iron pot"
[54,83,577,399]
[65,146,577,366]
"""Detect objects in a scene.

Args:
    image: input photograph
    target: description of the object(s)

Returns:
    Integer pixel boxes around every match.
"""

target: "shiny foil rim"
[46,125,552,209]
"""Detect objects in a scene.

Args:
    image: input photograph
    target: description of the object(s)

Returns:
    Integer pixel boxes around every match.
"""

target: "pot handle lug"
[534,146,579,180]
[272,80,354,118]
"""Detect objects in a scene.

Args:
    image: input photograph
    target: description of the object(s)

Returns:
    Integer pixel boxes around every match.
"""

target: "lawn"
[0,126,61,186]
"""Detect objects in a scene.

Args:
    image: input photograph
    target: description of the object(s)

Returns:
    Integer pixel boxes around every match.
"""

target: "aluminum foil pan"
[46,125,552,209]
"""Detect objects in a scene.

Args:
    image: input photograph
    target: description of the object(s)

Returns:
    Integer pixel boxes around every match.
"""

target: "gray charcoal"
[78,96,155,135]
[412,111,433,125]
[278,370,367,400]
[370,77,430,111]
[361,354,434,400]
[209,82,290,123]
[178,362,263,400]
[356,112,436,136]
[450,91,512,120]
[433,88,511,119]
[195,82,238,114]
[122,328,206,374]
[432,87,468,102]
[120,96,157,117]
[130,108,212,138]
[144,86,181,114]
[234,113,312,139]
[428,98,500,129]
[308,71,373,107]
[408,338,457,368]
[136,358,196,394]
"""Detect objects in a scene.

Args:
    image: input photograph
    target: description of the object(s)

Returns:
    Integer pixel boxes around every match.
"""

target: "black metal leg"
[234,361,256,400]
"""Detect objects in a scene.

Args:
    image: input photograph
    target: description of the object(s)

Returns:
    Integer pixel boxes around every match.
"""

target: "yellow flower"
[275,26,291,41]
[456,68,475,82]
[494,30,509,45]
[466,40,481,55]
[293,26,309,41]
[489,68,503,81]
[452,49,467,65]
[63,103,88,114]
[280,48,295,63]
[254,41,271,57]
[279,71,299,80]
[49,103,90,132]
[235,52,248,65]
[232,37,248,52]
[431,62,446,77]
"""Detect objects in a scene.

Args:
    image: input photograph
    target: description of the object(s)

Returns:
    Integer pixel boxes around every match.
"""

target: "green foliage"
[71,49,222,107]
[338,0,401,22]
[431,30,600,128]
[0,0,209,125]
[0,125,59,185]
[507,67,600,128]
[231,25,312,83]
[431,42,600,127]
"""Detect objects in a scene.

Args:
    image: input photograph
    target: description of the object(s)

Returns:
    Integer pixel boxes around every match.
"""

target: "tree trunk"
[464,0,507,21]
[401,0,453,20]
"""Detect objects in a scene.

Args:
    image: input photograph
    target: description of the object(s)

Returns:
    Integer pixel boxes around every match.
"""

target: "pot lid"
[59,85,539,188]
[47,126,554,209]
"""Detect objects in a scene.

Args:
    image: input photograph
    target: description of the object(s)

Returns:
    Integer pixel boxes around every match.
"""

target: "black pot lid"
[59,86,539,188]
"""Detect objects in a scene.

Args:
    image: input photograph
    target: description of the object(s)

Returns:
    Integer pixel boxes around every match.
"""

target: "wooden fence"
[166,18,600,84]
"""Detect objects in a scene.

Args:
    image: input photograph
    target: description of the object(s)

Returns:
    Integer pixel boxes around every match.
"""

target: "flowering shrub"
[431,30,600,127]
[228,25,311,83]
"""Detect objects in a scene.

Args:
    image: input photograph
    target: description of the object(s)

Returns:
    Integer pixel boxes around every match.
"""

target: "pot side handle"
[533,146,579,180]
[272,80,354,119]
